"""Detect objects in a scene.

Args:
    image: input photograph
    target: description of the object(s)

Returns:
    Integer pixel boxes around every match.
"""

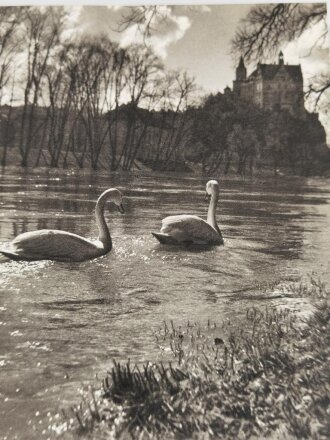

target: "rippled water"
[0,167,329,439]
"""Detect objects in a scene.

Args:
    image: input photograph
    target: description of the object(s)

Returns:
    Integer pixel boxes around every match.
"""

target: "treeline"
[189,92,328,176]
[0,6,328,175]
[0,6,195,170]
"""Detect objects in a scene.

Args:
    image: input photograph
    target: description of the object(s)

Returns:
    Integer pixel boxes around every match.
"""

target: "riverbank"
[2,145,330,177]
[56,279,329,439]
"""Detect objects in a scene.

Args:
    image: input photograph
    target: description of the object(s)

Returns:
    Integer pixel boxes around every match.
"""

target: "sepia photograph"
[0,2,329,439]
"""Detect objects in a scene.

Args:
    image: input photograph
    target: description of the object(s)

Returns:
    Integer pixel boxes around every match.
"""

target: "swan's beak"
[205,193,211,202]
[117,203,125,214]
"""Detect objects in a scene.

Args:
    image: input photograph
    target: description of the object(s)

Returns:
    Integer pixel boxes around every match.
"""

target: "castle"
[229,52,305,116]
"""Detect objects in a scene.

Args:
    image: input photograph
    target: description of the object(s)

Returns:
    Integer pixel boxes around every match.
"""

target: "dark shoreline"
[1,160,330,179]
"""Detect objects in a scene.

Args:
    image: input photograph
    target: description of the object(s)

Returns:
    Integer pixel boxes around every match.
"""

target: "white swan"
[0,188,125,262]
[152,180,223,246]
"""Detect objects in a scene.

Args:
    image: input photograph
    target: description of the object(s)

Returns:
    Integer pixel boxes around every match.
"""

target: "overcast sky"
[63,4,329,96]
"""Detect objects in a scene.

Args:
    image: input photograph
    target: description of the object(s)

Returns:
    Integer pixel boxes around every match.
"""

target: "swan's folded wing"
[161,215,221,244]
[12,230,96,261]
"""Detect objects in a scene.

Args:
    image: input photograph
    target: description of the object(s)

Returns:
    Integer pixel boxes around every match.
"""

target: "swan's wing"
[160,215,222,245]
[151,232,179,245]
[10,230,100,261]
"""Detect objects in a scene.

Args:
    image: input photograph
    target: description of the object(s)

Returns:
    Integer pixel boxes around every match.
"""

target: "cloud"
[66,5,83,24]
[61,6,84,40]
[199,5,212,13]
[106,5,123,12]
[149,15,191,58]
[119,6,191,58]
[284,20,329,77]
[189,5,212,13]
[61,5,122,42]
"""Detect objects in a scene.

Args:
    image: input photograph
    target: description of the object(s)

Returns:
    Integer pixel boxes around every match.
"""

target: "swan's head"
[99,188,125,214]
[205,180,219,200]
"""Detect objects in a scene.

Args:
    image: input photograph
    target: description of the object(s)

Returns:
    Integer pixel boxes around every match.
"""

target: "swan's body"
[152,180,223,246]
[0,188,124,262]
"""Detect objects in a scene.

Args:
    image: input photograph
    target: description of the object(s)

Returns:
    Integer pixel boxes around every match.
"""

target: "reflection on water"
[0,167,330,438]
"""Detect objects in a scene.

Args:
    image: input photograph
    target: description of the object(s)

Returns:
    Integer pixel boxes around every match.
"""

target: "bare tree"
[305,73,330,111]
[142,72,177,165]
[117,6,169,42]
[158,71,195,167]
[0,7,25,104]
[232,3,327,62]
[0,77,16,167]
[232,3,329,107]
[18,6,67,166]
[72,38,110,170]
[103,44,130,170]
[117,45,162,170]
[0,7,26,167]
[60,41,92,168]
[35,42,76,168]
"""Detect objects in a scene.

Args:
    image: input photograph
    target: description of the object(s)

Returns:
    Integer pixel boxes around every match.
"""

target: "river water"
[0,167,329,439]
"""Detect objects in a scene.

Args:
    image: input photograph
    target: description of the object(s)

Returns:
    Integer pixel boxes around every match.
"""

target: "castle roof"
[238,56,245,68]
[249,64,303,82]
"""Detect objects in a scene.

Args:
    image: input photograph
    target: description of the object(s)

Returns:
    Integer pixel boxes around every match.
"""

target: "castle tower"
[236,56,247,81]
[233,56,246,94]
[278,50,284,65]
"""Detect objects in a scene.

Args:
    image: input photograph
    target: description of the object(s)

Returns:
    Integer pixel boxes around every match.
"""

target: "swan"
[0,188,125,262]
[152,179,223,246]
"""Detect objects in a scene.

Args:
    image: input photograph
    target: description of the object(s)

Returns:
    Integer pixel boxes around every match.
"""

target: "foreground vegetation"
[56,278,330,439]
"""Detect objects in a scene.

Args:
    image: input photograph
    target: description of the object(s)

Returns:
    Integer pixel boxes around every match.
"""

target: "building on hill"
[232,52,305,116]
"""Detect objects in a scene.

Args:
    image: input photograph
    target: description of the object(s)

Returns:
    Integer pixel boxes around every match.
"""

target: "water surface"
[0,167,329,438]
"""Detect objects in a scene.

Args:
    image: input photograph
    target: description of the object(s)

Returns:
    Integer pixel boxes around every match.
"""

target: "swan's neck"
[95,196,112,252]
[207,192,221,236]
